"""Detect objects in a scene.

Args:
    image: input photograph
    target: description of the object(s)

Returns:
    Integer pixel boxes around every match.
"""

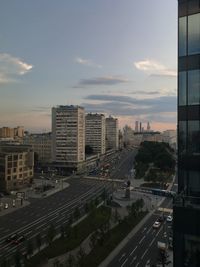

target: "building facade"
[0,145,34,192]
[52,105,85,170]
[85,113,106,155]
[106,116,119,151]
[23,133,52,163]
[174,1,200,266]
[0,126,24,139]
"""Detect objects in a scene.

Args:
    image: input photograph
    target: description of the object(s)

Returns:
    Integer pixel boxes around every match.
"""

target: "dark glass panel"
[188,70,200,105]
[179,16,187,56]
[179,71,187,105]
[188,120,200,155]
[179,120,187,154]
[188,13,200,55]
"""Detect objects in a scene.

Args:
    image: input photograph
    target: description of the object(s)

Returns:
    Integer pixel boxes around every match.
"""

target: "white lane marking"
[119,253,126,262]
[155,226,163,237]
[139,235,145,244]
[149,237,156,247]
[142,227,147,233]
[146,227,152,234]
[145,259,150,266]
[135,262,140,267]
[130,256,137,265]
[130,246,137,256]
[121,258,128,267]
[141,248,148,259]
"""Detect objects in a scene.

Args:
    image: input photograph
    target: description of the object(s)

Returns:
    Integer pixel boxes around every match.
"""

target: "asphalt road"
[107,196,173,267]
[0,178,112,262]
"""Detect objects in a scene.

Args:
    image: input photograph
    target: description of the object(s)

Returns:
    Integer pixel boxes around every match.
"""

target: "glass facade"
[175,1,200,266]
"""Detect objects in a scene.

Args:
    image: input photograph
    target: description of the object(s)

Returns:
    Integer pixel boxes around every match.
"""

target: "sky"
[0,0,177,132]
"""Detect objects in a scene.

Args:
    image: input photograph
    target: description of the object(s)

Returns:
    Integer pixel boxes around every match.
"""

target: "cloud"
[0,53,33,84]
[134,59,176,77]
[75,57,102,68]
[74,75,130,87]
[82,94,177,124]
[129,90,158,95]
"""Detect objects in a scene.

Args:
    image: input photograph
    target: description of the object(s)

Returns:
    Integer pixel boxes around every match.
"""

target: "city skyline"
[0,0,177,132]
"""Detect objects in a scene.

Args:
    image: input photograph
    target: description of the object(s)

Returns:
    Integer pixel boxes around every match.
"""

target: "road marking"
[119,253,126,262]
[130,256,137,265]
[135,262,140,267]
[155,226,163,237]
[121,258,128,267]
[141,248,148,259]
[130,246,137,256]
[146,227,152,234]
[142,227,147,233]
[145,259,150,266]
[149,237,156,247]
[139,235,145,244]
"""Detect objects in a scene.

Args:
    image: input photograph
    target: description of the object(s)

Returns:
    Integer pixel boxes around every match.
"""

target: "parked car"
[4,203,8,209]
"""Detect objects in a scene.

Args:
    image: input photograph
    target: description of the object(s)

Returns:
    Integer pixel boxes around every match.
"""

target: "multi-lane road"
[0,178,112,262]
[107,196,173,267]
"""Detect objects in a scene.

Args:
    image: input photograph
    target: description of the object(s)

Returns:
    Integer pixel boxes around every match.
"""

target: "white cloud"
[0,53,33,84]
[134,59,177,77]
[75,57,102,68]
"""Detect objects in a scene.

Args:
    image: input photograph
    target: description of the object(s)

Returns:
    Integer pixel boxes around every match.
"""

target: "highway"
[107,197,173,267]
[0,178,112,262]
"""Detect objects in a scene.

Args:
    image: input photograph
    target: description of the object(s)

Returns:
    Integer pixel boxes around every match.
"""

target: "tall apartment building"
[52,105,85,170]
[0,145,34,192]
[174,1,200,266]
[0,126,24,139]
[23,133,52,163]
[106,116,119,151]
[85,113,106,155]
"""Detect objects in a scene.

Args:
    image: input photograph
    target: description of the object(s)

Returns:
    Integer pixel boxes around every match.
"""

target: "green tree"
[73,207,80,220]
[60,225,65,239]
[47,224,56,245]
[85,145,93,155]
[26,240,34,258]
[14,251,21,267]
[65,253,76,267]
[76,246,86,267]
[36,233,42,252]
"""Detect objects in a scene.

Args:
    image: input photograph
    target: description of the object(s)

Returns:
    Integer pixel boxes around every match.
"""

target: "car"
[6,233,18,243]
[4,203,8,209]
[153,221,161,229]
[166,215,173,222]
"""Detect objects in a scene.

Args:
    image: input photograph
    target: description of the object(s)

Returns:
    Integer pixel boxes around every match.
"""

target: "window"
[179,121,187,155]
[179,16,187,56]
[188,13,200,55]
[188,120,200,155]
[188,70,200,105]
[179,71,187,105]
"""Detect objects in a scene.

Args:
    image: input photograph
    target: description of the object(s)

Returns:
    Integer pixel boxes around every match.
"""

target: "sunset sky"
[0,0,177,132]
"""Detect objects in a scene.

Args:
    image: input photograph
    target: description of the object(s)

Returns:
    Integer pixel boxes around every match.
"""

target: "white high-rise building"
[52,105,85,165]
[85,113,106,155]
[106,116,119,150]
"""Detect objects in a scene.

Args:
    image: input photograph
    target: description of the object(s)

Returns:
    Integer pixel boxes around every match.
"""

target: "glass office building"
[174,0,200,266]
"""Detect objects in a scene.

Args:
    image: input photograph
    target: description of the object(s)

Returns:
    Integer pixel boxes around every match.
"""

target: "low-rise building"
[0,145,34,192]
[23,133,52,163]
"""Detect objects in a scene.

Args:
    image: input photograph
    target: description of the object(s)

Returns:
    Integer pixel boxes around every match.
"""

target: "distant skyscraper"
[52,105,85,169]
[85,113,106,155]
[147,122,151,132]
[174,1,200,266]
[135,121,139,132]
[139,122,142,132]
[106,116,119,151]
